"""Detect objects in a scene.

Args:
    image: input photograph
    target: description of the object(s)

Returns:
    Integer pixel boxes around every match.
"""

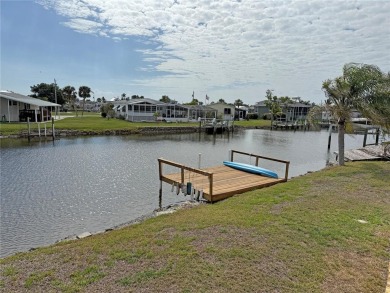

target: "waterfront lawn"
[234,119,271,128]
[0,117,270,136]
[0,161,389,292]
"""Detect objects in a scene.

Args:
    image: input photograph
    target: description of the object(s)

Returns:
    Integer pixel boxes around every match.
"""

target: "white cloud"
[61,18,103,34]
[37,0,390,103]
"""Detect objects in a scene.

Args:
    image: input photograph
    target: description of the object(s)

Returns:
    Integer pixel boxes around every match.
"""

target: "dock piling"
[27,117,31,141]
[158,181,162,209]
[327,124,332,150]
[51,117,55,140]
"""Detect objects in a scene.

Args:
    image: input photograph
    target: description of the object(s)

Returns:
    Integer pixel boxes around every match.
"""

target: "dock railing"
[158,158,214,205]
[230,150,290,181]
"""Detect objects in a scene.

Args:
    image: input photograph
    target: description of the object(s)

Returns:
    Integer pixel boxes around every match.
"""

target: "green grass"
[234,119,271,128]
[0,161,389,292]
[0,116,270,136]
[25,270,54,289]
[70,266,105,287]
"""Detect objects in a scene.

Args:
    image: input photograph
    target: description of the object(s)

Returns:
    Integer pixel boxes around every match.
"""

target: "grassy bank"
[1,161,389,292]
[0,116,271,136]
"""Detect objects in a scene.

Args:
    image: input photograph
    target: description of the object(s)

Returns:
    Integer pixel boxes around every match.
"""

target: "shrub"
[247,113,258,120]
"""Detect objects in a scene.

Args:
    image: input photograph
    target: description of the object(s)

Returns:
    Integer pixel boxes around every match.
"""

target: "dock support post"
[375,128,380,145]
[27,117,31,141]
[158,180,162,210]
[38,122,41,137]
[363,129,368,147]
[51,117,55,141]
[327,124,332,150]
[44,123,47,137]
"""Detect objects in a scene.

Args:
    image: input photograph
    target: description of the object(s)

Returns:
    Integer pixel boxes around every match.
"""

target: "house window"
[128,105,132,111]
[134,105,139,111]
[8,100,17,106]
[224,108,231,114]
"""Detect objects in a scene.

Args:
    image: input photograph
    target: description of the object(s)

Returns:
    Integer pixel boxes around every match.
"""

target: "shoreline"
[2,200,204,259]
[0,125,268,139]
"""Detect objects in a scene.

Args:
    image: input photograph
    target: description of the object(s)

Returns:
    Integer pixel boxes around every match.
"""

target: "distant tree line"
[29,82,92,117]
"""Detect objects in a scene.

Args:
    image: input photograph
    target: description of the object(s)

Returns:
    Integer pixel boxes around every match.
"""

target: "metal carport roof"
[0,90,60,107]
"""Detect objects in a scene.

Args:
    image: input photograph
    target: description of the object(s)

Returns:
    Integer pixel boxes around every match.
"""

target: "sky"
[1,0,389,105]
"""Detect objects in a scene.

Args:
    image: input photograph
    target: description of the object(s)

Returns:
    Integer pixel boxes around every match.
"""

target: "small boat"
[223,161,278,179]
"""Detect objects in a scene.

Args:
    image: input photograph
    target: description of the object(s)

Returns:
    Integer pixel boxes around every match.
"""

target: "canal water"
[0,129,371,258]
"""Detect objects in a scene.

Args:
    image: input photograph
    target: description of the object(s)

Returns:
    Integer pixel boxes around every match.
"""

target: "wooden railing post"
[284,162,290,181]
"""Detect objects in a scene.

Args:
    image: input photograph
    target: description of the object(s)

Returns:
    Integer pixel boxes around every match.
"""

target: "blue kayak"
[223,161,278,179]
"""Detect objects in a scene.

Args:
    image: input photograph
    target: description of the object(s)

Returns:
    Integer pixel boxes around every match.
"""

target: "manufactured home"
[0,91,60,122]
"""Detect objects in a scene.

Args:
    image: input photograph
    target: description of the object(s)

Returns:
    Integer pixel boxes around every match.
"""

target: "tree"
[62,85,77,116]
[234,99,244,107]
[100,103,115,119]
[218,98,226,104]
[160,95,171,103]
[121,93,126,100]
[279,96,293,104]
[131,95,144,99]
[184,98,200,105]
[78,86,91,117]
[309,63,390,166]
[30,83,64,105]
[264,89,282,129]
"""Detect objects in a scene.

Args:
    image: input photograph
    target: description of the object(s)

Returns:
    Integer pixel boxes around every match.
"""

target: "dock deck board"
[335,145,388,162]
[162,165,285,202]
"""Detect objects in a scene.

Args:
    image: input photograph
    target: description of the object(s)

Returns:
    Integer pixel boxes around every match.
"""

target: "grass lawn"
[0,116,270,136]
[0,161,389,292]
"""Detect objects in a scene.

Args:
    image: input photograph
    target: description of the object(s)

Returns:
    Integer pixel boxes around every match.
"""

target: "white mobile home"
[112,98,190,122]
[0,91,60,122]
[208,103,235,120]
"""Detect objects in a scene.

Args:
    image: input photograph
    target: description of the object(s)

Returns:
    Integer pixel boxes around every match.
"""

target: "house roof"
[0,90,60,107]
[186,105,217,111]
[254,100,267,107]
[112,98,166,106]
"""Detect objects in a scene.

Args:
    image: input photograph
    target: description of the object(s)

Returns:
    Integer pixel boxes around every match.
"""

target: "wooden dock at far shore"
[158,150,290,205]
[335,145,389,162]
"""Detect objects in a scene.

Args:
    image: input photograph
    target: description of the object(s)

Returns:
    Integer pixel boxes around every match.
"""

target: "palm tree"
[309,63,390,165]
[62,86,77,116]
[78,86,91,117]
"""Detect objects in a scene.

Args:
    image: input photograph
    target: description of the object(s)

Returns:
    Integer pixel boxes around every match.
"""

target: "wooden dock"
[335,145,389,162]
[158,150,290,204]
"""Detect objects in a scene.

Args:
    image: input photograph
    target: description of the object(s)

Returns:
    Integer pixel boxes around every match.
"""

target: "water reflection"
[0,129,371,257]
